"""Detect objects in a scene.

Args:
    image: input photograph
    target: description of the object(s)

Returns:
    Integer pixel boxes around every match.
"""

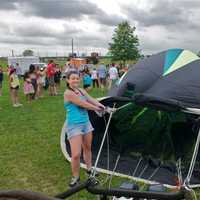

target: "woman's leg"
[12,89,17,104]
[69,135,83,177]
[15,89,19,104]
[10,89,15,105]
[36,84,40,98]
[82,132,93,170]
[96,79,99,88]
[40,84,44,97]
[0,84,2,96]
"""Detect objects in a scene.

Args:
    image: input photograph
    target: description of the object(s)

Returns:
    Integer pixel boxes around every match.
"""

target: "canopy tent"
[61,48,200,190]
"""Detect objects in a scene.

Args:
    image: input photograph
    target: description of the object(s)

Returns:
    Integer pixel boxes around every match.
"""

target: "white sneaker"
[16,103,23,106]
[69,176,80,187]
[13,104,18,107]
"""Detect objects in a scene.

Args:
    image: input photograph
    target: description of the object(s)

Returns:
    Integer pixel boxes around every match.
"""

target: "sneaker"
[16,103,23,106]
[13,104,18,107]
[69,176,80,187]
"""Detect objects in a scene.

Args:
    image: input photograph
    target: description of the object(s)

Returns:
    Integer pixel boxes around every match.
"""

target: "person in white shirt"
[91,68,99,88]
[15,63,22,79]
[108,64,119,89]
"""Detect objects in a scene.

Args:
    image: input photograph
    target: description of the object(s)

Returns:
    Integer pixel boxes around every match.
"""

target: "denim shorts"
[66,121,94,140]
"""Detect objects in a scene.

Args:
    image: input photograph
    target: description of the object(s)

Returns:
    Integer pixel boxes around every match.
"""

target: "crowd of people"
[65,62,127,92]
[0,60,128,108]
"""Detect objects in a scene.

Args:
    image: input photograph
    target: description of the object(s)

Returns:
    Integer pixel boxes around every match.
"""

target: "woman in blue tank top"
[64,71,105,187]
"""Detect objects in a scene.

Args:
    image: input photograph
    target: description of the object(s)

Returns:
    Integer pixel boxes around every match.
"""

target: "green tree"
[109,21,140,65]
[22,49,34,56]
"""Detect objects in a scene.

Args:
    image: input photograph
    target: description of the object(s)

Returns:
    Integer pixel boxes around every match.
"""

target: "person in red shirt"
[47,60,57,96]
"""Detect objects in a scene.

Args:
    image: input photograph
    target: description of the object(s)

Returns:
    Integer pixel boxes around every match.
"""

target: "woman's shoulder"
[64,89,73,102]
[78,88,87,95]
[64,89,73,95]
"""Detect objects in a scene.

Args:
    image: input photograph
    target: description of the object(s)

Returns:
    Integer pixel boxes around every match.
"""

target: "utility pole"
[11,49,14,57]
[71,38,74,57]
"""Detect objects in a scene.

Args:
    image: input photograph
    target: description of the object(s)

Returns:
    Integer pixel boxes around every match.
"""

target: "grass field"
[0,58,7,68]
[0,74,110,199]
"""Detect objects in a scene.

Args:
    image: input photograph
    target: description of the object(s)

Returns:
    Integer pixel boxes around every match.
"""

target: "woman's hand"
[98,104,106,111]
[96,106,104,111]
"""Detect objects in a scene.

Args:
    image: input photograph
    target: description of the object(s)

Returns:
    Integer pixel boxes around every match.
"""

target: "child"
[29,64,37,99]
[64,71,105,187]
[82,69,92,91]
[36,67,45,98]
[91,68,99,88]
[9,68,22,107]
[24,72,35,102]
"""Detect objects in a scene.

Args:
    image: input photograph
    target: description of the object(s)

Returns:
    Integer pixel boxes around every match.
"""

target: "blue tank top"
[64,94,89,125]
[83,74,92,85]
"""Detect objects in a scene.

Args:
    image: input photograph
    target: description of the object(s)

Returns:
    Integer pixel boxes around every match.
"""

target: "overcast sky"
[0,0,200,57]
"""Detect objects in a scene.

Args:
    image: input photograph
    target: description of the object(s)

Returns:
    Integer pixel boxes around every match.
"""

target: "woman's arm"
[64,91,102,111]
[80,89,105,109]
[9,76,13,87]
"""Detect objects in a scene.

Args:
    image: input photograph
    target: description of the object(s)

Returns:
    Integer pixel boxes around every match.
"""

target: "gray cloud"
[0,35,108,53]
[0,22,10,33]
[93,13,123,26]
[122,0,200,32]
[0,0,200,56]
[0,0,124,27]
[14,0,124,26]
[13,23,81,39]
[122,1,186,27]
[19,0,97,19]
[176,0,200,9]
[0,34,60,46]
[0,0,17,10]
[0,23,108,49]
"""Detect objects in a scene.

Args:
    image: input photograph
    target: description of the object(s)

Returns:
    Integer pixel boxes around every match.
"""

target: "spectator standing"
[15,63,22,79]
[0,66,3,96]
[36,66,45,98]
[97,63,107,89]
[82,69,92,92]
[65,63,77,74]
[29,64,37,99]
[7,65,14,75]
[54,65,61,95]
[9,68,22,107]
[108,63,119,89]
[23,72,35,102]
[91,68,99,88]
[47,60,56,96]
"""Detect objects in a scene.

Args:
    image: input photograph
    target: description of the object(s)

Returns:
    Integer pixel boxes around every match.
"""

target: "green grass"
[0,75,111,199]
[0,58,7,68]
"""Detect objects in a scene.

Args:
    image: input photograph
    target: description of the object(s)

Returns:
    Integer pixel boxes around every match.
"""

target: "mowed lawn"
[0,74,107,199]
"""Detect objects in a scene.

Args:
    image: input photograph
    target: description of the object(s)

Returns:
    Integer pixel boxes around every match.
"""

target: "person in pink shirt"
[47,60,57,96]
[23,72,34,102]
